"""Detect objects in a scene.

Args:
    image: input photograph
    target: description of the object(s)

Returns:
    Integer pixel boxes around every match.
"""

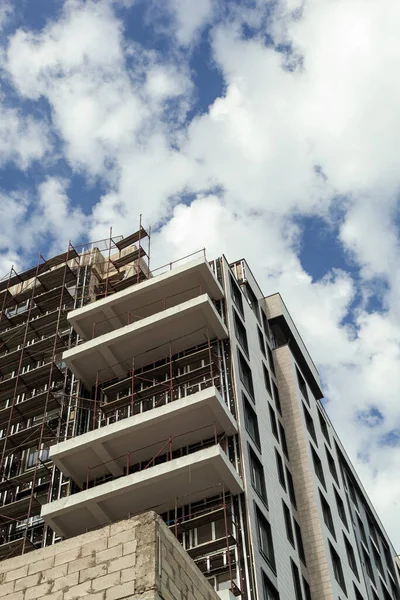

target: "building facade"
[0,229,398,600]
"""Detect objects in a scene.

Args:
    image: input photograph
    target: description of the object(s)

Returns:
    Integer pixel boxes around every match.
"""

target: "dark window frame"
[244,394,261,449]
[282,500,295,547]
[320,490,336,539]
[294,520,306,565]
[263,363,273,398]
[303,404,318,446]
[249,445,268,506]
[269,404,279,441]
[329,541,347,594]
[256,506,276,572]
[275,449,286,491]
[238,349,255,400]
[234,309,249,356]
[258,326,266,357]
[230,274,244,317]
[343,532,359,579]
[311,445,326,489]
[291,559,303,600]
[296,366,309,404]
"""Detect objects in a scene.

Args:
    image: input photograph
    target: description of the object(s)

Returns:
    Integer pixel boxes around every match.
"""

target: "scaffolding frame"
[0,220,151,558]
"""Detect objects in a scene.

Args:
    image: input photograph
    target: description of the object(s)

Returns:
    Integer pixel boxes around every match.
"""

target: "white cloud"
[1,0,400,549]
[164,0,213,46]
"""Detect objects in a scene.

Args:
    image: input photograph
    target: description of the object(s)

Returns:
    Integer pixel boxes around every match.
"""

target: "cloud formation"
[0,0,400,547]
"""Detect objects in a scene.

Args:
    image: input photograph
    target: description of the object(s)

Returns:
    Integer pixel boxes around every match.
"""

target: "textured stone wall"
[274,345,334,600]
[0,511,221,600]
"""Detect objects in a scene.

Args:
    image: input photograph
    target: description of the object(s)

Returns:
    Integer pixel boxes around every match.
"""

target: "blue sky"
[1,0,400,548]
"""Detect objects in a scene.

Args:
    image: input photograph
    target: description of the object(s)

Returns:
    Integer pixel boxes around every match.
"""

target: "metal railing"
[85,422,230,490]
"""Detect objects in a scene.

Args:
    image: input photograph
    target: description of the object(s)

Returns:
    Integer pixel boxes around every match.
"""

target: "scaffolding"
[0,225,251,599]
[0,221,151,559]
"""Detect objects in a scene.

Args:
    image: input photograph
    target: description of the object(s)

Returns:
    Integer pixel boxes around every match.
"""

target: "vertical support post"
[136,214,142,284]
[174,497,178,538]
[147,225,151,276]
[207,330,213,386]
[169,436,173,461]
[131,359,134,416]
[93,371,99,431]
[214,422,217,446]
[105,226,113,298]
[169,342,173,404]
[223,488,234,593]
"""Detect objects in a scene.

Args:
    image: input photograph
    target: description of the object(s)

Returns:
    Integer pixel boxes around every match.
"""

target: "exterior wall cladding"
[0,228,398,600]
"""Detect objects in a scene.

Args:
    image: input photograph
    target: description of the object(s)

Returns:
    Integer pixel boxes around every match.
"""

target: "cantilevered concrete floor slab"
[63,294,228,387]
[50,386,237,486]
[41,445,243,538]
[68,256,224,340]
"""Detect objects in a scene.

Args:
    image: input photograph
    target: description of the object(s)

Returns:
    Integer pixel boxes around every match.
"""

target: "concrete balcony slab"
[50,386,237,486]
[68,256,224,340]
[63,294,228,388]
[41,445,243,538]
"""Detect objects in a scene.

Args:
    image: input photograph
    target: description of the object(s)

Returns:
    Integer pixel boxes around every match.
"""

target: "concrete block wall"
[0,511,221,600]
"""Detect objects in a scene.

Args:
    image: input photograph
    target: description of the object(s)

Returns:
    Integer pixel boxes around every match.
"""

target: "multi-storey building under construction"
[0,225,398,600]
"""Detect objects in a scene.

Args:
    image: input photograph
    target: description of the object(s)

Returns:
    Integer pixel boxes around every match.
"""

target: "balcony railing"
[87,283,208,340]
[84,422,233,490]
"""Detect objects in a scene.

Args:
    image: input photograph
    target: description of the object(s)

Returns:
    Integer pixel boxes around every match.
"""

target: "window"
[230,274,244,316]
[263,572,279,600]
[272,381,282,415]
[311,446,325,488]
[325,447,339,484]
[363,548,375,583]
[296,367,309,404]
[343,533,358,578]
[318,410,330,446]
[381,583,392,600]
[256,507,276,571]
[286,468,297,508]
[347,476,358,507]
[258,327,266,357]
[263,364,272,397]
[238,350,254,399]
[250,447,268,504]
[261,309,271,340]
[334,487,348,529]
[243,282,260,322]
[382,539,396,577]
[294,520,306,564]
[26,446,49,470]
[267,346,275,376]
[244,395,261,448]
[320,491,335,538]
[279,423,289,459]
[353,584,364,600]
[357,515,367,546]
[282,501,295,546]
[291,560,303,600]
[275,450,286,490]
[303,405,317,445]
[367,514,379,547]
[269,404,279,440]
[329,542,347,593]
[234,310,249,356]
[372,546,384,577]
[302,579,311,600]
[389,576,399,600]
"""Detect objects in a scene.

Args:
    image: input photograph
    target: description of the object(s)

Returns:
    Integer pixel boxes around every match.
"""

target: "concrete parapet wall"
[0,511,220,600]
